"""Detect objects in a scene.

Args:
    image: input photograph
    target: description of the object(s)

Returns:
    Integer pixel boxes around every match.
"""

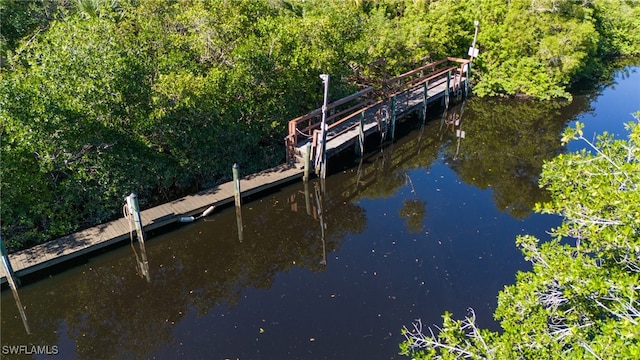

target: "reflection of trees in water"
[399,198,427,233]
[442,96,593,218]
[1,85,609,358]
[1,182,366,360]
[345,124,442,202]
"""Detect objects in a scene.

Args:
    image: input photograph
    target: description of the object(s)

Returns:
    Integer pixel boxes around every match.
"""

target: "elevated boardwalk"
[2,57,471,286]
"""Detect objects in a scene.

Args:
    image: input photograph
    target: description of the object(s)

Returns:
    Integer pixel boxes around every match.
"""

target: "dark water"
[2,65,638,359]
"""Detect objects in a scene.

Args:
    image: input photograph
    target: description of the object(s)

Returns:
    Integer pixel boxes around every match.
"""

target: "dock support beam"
[233,163,244,242]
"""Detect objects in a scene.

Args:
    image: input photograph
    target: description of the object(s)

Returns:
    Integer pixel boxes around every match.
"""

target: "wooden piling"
[445,70,451,109]
[358,111,365,156]
[233,163,241,207]
[303,142,311,182]
[125,193,150,282]
[1,237,18,287]
[320,124,328,179]
[422,80,429,124]
[1,236,30,334]
[126,194,145,242]
[233,163,243,242]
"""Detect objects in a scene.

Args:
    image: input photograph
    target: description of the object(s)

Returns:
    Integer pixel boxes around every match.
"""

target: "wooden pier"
[1,57,471,286]
[285,57,470,167]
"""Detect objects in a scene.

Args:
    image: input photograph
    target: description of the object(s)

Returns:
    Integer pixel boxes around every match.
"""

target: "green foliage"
[1,0,639,252]
[400,117,640,358]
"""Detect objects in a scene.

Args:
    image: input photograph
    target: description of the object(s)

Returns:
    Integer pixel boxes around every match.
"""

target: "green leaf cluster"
[400,117,640,358]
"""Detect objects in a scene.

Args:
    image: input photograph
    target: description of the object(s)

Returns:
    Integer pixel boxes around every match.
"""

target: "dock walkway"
[1,164,303,283]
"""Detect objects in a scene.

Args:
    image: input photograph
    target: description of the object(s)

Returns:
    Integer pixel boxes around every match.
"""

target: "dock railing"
[285,57,470,164]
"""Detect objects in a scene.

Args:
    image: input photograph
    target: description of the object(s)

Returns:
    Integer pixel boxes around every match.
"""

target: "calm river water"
[2,65,639,359]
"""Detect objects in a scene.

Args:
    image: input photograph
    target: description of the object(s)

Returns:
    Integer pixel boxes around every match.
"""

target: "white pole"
[319,74,329,179]
[467,20,480,95]
[471,20,479,61]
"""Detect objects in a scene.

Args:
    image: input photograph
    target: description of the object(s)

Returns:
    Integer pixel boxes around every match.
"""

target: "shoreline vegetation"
[2,0,640,254]
[399,117,640,358]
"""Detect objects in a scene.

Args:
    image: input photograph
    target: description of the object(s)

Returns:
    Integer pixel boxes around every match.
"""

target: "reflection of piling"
[126,194,145,245]
[390,96,397,141]
[125,193,150,282]
[355,157,364,191]
[314,183,327,266]
[1,236,30,334]
[304,181,312,216]
[233,163,244,242]
[357,112,365,156]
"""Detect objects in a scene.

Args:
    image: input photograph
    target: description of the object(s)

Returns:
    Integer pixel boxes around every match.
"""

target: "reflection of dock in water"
[286,103,469,214]
[2,56,471,287]
[286,103,468,262]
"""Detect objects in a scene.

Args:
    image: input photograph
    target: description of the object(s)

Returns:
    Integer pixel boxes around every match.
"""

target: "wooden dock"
[1,57,471,286]
[286,57,470,166]
[1,164,303,284]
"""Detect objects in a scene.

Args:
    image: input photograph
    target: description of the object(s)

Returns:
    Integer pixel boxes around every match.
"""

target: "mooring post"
[232,163,243,242]
[0,236,18,287]
[422,80,429,124]
[303,142,311,182]
[233,163,241,207]
[391,96,397,141]
[445,70,451,109]
[358,111,365,156]
[126,193,150,282]
[126,194,145,242]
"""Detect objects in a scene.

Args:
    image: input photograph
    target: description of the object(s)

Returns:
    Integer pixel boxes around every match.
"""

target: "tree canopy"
[1,0,639,252]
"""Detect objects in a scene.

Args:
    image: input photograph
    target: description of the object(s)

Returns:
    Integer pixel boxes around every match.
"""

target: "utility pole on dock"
[467,20,480,95]
[318,74,330,179]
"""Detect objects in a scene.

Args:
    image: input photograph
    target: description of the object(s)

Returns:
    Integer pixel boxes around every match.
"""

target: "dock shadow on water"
[2,66,638,359]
